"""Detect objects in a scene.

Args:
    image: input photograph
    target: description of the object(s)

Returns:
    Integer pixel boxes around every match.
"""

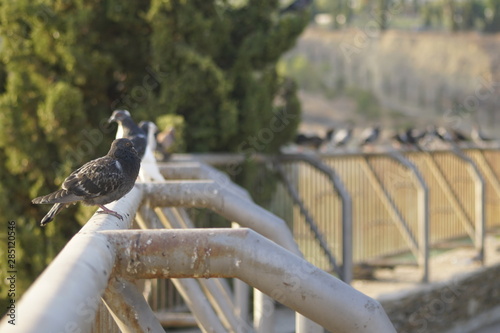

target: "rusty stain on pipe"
[103,228,396,333]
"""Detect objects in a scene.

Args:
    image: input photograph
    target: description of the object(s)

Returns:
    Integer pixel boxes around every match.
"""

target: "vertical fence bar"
[389,152,429,283]
[421,152,476,238]
[448,147,486,262]
[360,157,420,256]
[275,161,340,274]
[289,154,353,284]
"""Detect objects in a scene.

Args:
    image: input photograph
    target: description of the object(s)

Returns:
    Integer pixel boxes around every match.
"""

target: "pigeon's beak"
[107,115,116,124]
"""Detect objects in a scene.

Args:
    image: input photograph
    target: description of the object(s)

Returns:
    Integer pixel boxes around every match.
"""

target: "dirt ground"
[351,233,500,299]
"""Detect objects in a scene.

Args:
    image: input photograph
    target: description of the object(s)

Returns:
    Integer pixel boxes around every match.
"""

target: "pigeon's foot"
[97,205,124,220]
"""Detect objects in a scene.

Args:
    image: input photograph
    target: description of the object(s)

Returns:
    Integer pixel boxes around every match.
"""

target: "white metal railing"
[0,158,396,333]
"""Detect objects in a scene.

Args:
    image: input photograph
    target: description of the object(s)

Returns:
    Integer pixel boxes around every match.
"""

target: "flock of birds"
[31,107,497,226]
[292,124,498,153]
[32,110,175,226]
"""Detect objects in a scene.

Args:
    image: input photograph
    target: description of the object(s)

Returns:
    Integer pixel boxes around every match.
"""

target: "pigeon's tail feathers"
[40,203,65,226]
[32,189,80,205]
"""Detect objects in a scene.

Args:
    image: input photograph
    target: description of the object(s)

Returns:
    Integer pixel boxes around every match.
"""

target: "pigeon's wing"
[63,156,126,199]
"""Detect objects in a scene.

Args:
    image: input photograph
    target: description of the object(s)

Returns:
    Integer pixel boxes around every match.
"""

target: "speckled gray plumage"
[32,138,141,226]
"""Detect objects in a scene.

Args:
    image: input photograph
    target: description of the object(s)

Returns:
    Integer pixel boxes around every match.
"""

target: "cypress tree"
[0,0,308,305]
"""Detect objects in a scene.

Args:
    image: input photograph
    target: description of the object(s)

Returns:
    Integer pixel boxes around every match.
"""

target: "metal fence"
[274,149,500,278]
[9,149,500,333]
[123,148,500,328]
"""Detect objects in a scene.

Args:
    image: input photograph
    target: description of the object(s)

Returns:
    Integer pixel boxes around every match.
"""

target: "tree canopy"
[0,0,308,307]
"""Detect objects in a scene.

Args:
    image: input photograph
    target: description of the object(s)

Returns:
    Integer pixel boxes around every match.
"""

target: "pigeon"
[391,130,410,146]
[155,126,176,160]
[406,127,427,145]
[137,121,164,181]
[332,127,353,147]
[280,0,313,14]
[392,127,426,149]
[325,128,335,141]
[321,127,352,151]
[108,110,147,159]
[360,126,380,146]
[138,121,158,151]
[434,126,469,143]
[32,138,141,226]
[294,133,324,150]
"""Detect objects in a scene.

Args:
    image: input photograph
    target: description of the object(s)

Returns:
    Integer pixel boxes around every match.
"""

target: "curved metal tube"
[105,228,396,333]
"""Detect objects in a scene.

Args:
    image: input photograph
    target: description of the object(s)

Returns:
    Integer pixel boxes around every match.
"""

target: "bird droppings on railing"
[235,258,242,268]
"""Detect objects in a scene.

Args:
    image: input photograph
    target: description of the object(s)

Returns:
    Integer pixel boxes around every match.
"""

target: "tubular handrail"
[1,183,397,333]
[0,186,143,333]
[104,228,396,333]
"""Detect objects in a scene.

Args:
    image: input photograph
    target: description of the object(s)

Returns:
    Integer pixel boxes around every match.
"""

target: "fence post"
[389,152,429,283]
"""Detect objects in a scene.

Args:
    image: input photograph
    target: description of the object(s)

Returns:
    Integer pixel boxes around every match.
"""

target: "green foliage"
[0,0,307,307]
[144,0,307,152]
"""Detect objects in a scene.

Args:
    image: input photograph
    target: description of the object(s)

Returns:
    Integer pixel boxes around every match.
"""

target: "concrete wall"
[379,263,500,333]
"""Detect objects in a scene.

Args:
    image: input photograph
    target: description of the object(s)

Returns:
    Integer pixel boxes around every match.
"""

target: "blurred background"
[282,0,500,136]
[1,0,500,322]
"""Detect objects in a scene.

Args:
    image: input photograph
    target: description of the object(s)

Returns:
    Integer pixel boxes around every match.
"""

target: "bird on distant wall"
[391,130,409,146]
[332,127,353,147]
[294,132,324,150]
[434,126,469,144]
[392,127,427,150]
[406,127,427,145]
[280,0,313,14]
[108,110,147,159]
[321,126,353,151]
[360,126,380,146]
[32,139,141,226]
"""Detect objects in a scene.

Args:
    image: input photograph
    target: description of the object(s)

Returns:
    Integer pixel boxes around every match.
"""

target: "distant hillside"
[283,27,500,133]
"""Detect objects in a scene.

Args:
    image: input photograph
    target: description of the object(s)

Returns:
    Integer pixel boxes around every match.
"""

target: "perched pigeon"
[108,110,147,159]
[138,121,164,181]
[391,127,427,150]
[294,133,324,150]
[32,138,141,226]
[332,127,353,147]
[325,128,335,142]
[360,126,380,146]
[406,128,427,144]
[434,126,469,143]
[138,121,158,152]
[156,126,176,160]
[391,130,410,146]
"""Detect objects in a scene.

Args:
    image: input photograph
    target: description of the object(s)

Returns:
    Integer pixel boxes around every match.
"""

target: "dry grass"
[285,27,500,133]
